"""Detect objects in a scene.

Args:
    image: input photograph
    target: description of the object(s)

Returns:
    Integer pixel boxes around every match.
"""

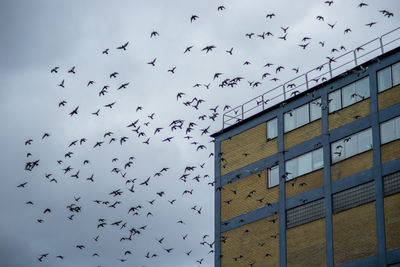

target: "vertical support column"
[214,138,222,267]
[277,111,287,267]
[321,92,334,267]
[369,68,387,266]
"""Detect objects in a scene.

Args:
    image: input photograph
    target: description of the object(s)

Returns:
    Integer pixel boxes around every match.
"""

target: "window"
[284,98,321,132]
[285,148,323,180]
[380,116,400,144]
[328,76,370,113]
[377,62,400,92]
[331,128,372,163]
[267,118,278,140]
[268,165,279,188]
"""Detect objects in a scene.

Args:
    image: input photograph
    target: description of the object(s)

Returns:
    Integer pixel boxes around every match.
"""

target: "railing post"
[283,85,287,100]
[353,50,358,67]
[328,61,333,78]
[262,95,265,110]
[305,73,309,90]
[241,105,244,121]
[379,37,384,54]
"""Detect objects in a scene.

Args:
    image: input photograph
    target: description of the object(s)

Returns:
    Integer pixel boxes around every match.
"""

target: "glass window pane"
[358,128,372,153]
[328,90,341,113]
[295,104,309,128]
[298,152,312,176]
[344,134,358,158]
[381,119,395,144]
[310,98,322,121]
[312,148,324,170]
[355,77,370,100]
[332,140,345,163]
[396,117,400,139]
[377,67,392,92]
[268,165,279,188]
[284,112,295,132]
[267,118,278,140]
[285,158,297,180]
[342,83,356,107]
[392,62,400,86]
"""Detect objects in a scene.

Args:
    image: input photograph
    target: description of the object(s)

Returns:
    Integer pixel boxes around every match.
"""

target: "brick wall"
[286,169,324,198]
[220,123,277,176]
[221,215,280,267]
[331,150,373,182]
[378,84,400,110]
[381,139,400,163]
[221,170,278,221]
[284,119,322,149]
[328,99,370,130]
[333,201,377,265]
[286,218,326,267]
[384,193,400,252]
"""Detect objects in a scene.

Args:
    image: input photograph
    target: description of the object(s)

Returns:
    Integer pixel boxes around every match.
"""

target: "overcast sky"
[0,0,399,266]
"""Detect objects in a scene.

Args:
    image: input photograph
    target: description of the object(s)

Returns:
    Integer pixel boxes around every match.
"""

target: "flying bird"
[117,41,129,50]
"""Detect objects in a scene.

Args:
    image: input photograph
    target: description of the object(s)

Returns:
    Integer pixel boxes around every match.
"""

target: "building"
[211,29,400,267]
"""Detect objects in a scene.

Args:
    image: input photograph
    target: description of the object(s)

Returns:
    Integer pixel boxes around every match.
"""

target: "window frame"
[328,76,370,113]
[377,61,400,92]
[267,117,278,141]
[284,98,321,133]
[331,128,373,164]
[380,116,400,145]
[268,165,279,188]
[284,147,324,181]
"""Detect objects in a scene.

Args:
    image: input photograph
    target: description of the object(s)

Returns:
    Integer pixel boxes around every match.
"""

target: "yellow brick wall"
[333,201,377,266]
[220,123,278,176]
[221,170,278,221]
[381,139,400,163]
[378,84,400,110]
[284,119,322,149]
[384,193,400,252]
[328,99,370,130]
[286,169,324,198]
[331,150,373,182]
[221,215,279,267]
[287,218,326,267]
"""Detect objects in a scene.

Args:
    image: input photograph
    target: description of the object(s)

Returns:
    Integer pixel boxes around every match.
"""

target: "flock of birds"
[15,1,396,266]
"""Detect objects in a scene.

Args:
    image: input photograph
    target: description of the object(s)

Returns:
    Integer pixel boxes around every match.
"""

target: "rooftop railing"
[222,26,400,129]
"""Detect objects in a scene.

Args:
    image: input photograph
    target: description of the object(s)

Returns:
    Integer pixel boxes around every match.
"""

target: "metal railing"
[222,27,400,129]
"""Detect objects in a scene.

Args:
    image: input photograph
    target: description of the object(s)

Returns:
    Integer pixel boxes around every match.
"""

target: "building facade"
[212,45,400,266]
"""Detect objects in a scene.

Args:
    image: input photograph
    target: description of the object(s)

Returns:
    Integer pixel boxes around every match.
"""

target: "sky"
[0,0,399,266]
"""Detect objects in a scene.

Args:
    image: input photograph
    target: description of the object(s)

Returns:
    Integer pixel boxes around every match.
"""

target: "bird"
[266,13,275,19]
[117,41,129,50]
[201,45,216,53]
[51,67,59,73]
[217,5,225,11]
[190,15,198,22]
[69,106,79,116]
[104,102,116,108]
[147,58,156,66]
[58,79,65,88]
[17,182,28,188]
[150,31,159,38]
[226,47,233,55]
[168,67,176,73]
[358,2,368,7]
[110,72,118,78]
[102,48,109,54]
[184,45,193,53]
[68,66,76,74]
